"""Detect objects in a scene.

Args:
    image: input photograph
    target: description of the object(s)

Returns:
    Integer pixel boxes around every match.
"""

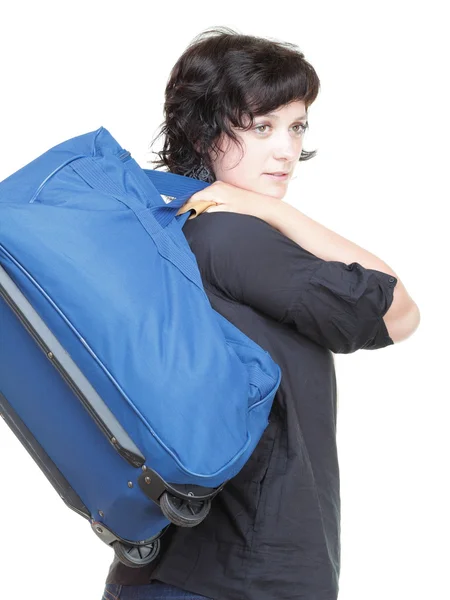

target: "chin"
[249,183,285,201]
[265,189,286,201]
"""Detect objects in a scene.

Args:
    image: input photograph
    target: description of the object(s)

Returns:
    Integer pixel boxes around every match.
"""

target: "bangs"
[228,55,319,130]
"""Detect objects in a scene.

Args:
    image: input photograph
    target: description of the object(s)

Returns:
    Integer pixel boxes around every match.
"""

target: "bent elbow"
[384,302,421,343]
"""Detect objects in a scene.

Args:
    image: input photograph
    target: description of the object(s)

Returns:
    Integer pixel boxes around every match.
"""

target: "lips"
[264,172,289,180]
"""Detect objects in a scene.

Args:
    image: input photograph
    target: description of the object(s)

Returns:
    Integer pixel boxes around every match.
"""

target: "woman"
[102,27,420,600]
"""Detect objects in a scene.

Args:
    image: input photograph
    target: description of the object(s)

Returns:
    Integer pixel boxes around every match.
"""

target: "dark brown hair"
[149,26,320,183]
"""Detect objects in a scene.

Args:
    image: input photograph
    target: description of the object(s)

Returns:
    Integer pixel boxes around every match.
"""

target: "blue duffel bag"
[0,126,281,567]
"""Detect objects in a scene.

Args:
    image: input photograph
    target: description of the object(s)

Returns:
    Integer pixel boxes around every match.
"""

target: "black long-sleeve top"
[106,212,397,600]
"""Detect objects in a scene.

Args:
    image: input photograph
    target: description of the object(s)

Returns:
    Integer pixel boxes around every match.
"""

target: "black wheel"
[159,492,211,527]
[113,538,160,568]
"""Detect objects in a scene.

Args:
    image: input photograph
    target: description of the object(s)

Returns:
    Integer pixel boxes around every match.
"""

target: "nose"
[272,133,301,162]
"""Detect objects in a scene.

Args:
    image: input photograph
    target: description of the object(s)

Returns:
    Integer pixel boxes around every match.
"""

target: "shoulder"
[182,212,292,254]
[182,212,271,253]
[182,212,320,279]
[184,212,272,235]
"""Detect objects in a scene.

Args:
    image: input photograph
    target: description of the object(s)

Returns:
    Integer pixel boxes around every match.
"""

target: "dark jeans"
[102,581,212,600]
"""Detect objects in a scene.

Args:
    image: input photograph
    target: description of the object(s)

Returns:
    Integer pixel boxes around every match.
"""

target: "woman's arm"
[185,212,397,353]
[260,200,420,344]
[188,181,421,344]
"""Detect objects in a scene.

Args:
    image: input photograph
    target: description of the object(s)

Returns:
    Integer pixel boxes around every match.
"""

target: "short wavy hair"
[149,26,321,183]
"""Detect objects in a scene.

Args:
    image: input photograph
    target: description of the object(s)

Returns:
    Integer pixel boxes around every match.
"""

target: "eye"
[254,124,270,134]
[293,123,308,135]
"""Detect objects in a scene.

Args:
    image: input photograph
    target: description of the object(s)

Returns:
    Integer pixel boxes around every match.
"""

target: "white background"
[0,1,448,599]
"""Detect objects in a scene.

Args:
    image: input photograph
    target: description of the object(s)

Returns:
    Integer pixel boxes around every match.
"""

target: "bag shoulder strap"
[176,199,217,220]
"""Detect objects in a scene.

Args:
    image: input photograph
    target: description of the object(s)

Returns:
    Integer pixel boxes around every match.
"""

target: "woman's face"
[209,100,308,200]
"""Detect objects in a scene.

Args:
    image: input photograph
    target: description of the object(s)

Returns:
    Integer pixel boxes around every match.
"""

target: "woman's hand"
[188,180,279,221]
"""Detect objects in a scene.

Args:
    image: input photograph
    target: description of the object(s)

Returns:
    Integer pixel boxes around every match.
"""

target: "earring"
[185,159,213,183]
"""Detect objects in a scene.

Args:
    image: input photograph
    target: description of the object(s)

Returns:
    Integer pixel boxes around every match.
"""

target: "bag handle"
[144,169,212,229]
[176,199,217,220]
[144,169,210,197]
[30,158,212,229]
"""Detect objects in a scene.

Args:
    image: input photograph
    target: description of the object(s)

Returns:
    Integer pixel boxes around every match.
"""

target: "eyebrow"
[265,113,308,120]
